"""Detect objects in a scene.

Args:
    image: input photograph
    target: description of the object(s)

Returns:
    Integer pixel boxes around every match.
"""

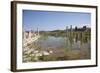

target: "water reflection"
[34,35,90,50]
[23,31,91,62]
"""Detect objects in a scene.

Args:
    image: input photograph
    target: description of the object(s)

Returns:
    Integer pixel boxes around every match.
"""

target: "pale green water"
[34,36,90,50]
[23,35,91,62]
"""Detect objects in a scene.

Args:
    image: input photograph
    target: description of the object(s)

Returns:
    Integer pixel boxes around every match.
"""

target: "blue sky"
[23,10,91,31]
